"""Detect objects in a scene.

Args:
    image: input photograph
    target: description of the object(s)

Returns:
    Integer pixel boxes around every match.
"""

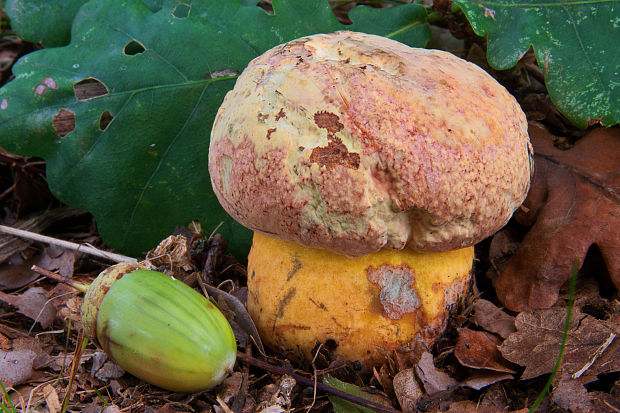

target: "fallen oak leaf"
[499,307,619,381]
[495,122,620,311]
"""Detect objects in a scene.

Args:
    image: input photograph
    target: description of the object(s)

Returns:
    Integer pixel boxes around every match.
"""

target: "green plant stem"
[527,258,579,412]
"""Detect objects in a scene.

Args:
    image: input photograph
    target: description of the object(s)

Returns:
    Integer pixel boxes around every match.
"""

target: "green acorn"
[79,262,237,393]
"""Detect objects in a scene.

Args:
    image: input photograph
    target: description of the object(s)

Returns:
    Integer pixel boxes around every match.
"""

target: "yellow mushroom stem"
[247,232,474,367]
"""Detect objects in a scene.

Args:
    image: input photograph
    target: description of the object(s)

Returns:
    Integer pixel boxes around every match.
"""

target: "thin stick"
[31,265,89,293]
[572,331,616,379]
[236,352,401,413]
[0,224,137,264]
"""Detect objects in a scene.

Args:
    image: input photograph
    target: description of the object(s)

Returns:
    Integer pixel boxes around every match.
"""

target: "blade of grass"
[94,388,108,406]
[527,258,579,412]
[0,380,15,413]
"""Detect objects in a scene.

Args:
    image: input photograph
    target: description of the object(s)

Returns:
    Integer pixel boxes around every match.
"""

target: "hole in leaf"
[123,40,146,56]
[73,78,109,101]
[52,108,76,137]
[172,3,191,18]
[99,111,114,131]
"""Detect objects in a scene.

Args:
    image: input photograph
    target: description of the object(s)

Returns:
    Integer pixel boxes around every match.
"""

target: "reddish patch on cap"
[310,136,360,169]
[367,264,420,320]
[314,111,344,133]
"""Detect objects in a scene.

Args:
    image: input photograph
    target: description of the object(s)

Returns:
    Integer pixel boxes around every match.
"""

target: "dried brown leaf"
[217,371,244,405]
[206,284,265,354]
[415,351,457,395]
[12,337,51,370]
[439,400,504,413]
[460,371,513,390]
[393,368,422,412]
[0,287,56,328]
[0,257,40,290]
[471,299,516,339]
[0,349,35,387]
[500,307,619,380]
[454,329,516,373]
[495,123,620,311]
[42,384,61,413]
[38,245,76,278]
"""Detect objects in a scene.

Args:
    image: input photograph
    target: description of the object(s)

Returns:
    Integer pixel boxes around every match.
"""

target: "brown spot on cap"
[310,136,360,169]
[314,111,343,133]
[275,108,286,121]
[266,127,276,140]
[52,108,76,137]
[367,264,421,320]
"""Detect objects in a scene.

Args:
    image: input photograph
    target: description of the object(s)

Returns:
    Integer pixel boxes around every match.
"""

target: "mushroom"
[209,31,532,367]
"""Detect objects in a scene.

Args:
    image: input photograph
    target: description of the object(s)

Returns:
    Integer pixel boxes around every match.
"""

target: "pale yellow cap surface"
[210,31,532,257]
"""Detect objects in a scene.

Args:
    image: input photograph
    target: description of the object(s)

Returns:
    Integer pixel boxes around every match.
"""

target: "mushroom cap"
[209,31,532,256]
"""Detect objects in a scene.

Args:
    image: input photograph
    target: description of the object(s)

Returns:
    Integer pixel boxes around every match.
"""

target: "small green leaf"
[0,0,429,258]
[454,0,619,128]
[324,376,389,413]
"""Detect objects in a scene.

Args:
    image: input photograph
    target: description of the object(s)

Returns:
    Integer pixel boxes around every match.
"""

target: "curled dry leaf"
[454,329,516,373]
[470,299,516,339]
[206,284,265,354]
[415,351,457,395]
[495,123,620,311]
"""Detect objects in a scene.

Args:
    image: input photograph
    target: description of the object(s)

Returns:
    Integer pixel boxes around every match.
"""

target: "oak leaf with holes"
[495,122,620,311]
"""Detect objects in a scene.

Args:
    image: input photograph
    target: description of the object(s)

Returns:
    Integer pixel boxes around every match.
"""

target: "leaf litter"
[0,5,618,413]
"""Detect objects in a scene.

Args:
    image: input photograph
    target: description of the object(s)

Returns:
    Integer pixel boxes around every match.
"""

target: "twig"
[236,352,401,413]
[0,224,137,263]
[31,265,89,294]
[572,331,616,379]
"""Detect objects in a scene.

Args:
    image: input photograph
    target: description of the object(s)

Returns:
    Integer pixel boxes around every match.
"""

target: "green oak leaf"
[0,0,430,258]
[5,0,163,47]
[454,0,620,128]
